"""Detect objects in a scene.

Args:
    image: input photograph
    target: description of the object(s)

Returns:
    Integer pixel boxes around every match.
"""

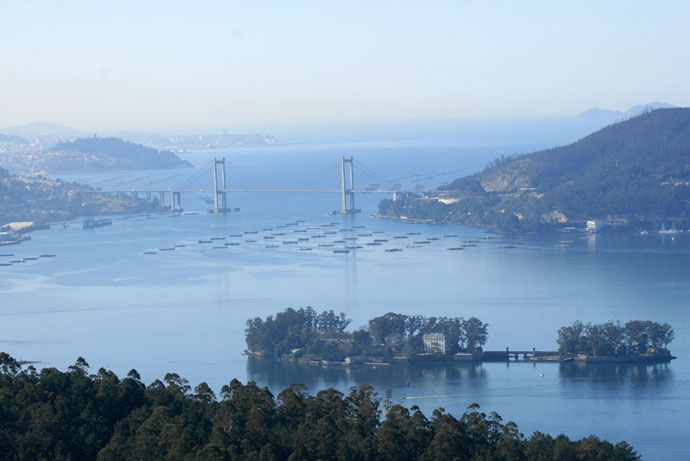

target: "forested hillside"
[378,108,690,231]
[47,137,193,171]
[0,353,640,460]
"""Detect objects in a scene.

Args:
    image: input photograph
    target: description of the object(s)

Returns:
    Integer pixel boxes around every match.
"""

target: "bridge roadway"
[75,189,430,194]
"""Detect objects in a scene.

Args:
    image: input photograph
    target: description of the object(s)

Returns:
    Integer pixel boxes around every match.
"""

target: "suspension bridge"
[75,156,436,214]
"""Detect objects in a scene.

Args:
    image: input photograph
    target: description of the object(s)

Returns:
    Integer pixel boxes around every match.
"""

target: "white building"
[423,333,447,354]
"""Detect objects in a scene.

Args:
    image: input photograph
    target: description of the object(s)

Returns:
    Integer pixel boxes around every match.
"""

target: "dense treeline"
[378,108,690,231]
[0,353,641,460]
[245,308,489,360]
[557,321,674,356]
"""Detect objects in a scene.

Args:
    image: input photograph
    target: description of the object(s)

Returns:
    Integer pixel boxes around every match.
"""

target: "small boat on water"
[244,239,256,243]
[10,259,25,263]
[385,248,402,252]
[299,247,312,251]
[83,218,112,229]
[407,244,422,248]
[443,234,457,238]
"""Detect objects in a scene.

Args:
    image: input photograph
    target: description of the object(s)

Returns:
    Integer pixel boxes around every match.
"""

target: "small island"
[246,308,675,366]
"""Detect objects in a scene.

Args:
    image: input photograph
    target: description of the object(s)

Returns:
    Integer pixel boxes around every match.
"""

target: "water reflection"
[558,362,674,396]
[247,357,487,392]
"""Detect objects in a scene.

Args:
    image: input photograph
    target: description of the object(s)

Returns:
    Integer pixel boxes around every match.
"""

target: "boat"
[385,248,402,252]
[10,259,25,263]
[244,239,256,243]
[299,247,312,251]
[443,234,457,238]
[406,244,422,248]
[23,257,38,261]
[83,218,112,229]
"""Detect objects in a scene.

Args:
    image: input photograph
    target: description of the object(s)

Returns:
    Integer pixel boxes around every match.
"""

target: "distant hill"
[578,102,676,123]
[0,134,28,144]
[378,108,690,231]
[0,121,84,140]
[25,137,194,172]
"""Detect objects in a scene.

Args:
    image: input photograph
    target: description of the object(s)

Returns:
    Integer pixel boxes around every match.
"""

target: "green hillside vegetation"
[378,108,690,231]
[0,353,641,460]
[49,137,192,171]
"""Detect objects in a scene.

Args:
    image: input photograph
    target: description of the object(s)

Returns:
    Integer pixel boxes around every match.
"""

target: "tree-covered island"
[245,308,489,365]
[246,308,675,366]
[556,320,675,363]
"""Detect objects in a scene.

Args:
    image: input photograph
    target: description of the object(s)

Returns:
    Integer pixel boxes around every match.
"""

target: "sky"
[1,0,689,131]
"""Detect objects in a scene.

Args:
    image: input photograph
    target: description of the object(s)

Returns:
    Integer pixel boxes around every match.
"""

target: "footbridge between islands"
[76,157,436,214]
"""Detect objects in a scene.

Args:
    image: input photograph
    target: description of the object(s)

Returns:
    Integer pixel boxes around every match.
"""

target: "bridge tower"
[212,157,229,213]
[339,156,361,214]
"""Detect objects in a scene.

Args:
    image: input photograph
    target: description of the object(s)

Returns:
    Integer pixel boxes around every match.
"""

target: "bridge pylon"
[337,156,360,214]
[211,157,229,213]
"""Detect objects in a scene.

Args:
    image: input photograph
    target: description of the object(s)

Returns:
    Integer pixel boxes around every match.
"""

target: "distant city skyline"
[1,0,689,131]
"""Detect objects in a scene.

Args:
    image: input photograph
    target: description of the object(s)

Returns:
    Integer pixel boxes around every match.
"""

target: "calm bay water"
[1,142,689,460]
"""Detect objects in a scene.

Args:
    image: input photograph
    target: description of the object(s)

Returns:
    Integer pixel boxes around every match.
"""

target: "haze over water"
[1,142,689,460]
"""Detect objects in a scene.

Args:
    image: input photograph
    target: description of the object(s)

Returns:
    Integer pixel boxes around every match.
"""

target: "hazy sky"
[1,0,689,131]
